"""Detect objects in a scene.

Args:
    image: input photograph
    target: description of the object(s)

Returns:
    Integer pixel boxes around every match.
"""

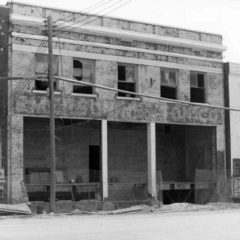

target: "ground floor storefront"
[4,116,228,207]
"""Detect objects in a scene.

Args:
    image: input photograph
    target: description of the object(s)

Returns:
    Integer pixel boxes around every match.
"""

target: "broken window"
[73,59,94,94]
[161,69,177,99]
[35,54,58,91]
[118,64,136,98]
[190,72,206,103]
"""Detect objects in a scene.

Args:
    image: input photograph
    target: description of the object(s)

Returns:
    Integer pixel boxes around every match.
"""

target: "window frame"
[190,71,207,103]
[72,58,95,95]
[160,68,178,100]
[117,63,137,98]
[34,53,59,92]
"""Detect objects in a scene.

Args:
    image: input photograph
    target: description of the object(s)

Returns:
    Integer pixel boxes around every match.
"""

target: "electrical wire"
[54,0,127,33]
[1,0,108,121]
[6,0,131,111]
[1,0,134,130]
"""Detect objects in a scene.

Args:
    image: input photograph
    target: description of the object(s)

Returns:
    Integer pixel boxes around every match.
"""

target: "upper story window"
[161,68,178,99]
[73,59,94,94]
[35,54,58,91]
[190,72,206,103]
[118,64,136,98]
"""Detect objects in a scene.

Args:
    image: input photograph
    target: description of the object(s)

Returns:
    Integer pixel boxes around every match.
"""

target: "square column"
[8,115,26,203]
[101,120,108,199]
[147,122,157,199]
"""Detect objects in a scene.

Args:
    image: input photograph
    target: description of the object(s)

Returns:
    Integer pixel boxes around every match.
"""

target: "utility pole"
[48,16,56,213]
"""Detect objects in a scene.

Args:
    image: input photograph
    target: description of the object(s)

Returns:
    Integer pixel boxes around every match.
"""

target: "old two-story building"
[0,2,228,209]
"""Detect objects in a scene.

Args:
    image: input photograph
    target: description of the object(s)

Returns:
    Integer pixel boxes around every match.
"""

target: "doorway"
[89,145,100,182]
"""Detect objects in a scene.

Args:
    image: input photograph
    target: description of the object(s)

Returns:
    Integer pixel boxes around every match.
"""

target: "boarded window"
[161,69,177,99]
[118,64,136,97]
[190,72,205,103]
[35,54,58,91]
[73,59,94,94]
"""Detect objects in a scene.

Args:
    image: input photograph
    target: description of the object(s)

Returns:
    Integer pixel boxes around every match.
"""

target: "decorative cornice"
[12,32,223,63]
[12,43,223,74]
[10,14,227,53]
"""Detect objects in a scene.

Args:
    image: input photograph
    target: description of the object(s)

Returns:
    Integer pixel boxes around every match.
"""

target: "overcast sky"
[1,0,240,62]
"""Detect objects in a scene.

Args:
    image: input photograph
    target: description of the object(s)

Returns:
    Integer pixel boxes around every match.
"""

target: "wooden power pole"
[48,16,56,213]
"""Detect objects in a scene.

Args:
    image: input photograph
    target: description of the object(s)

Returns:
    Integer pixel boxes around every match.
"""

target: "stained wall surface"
[4,2,227,202]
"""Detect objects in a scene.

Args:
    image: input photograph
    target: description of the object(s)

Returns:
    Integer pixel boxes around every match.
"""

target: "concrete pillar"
[8,115,26,203]
[101,120,108,199]
[147,122,157,199]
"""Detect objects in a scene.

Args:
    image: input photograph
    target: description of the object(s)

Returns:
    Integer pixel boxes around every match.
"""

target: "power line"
[2,1,114,124]
[55,76,235,112]
[54,0,115,25]
[54,0,128,33]
[7,0,132,112]
[1,0,134,130]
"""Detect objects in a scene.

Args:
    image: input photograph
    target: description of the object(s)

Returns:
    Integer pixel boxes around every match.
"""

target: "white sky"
[1,0,240,63]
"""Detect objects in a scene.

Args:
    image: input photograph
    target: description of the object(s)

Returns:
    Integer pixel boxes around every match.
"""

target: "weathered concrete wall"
[14,95,223,125]
[58,56,73,94]
[156,125,186,182]
[11,51,35,91]
[9,115,24,202]
[139,65,160,101]
[6,2,227,203]
[95,61,117,99]
[207,73,224,106]
[156,125,215,182]
[185,126,215,181]
[9,2,222,44]
[24,118,100,183]
[108,123,147,183]
[12,30,222,60]
[12,38,223,68]
[178,69,190,101]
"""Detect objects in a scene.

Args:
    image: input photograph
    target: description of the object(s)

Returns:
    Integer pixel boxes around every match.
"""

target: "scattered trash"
[0,203,32,215]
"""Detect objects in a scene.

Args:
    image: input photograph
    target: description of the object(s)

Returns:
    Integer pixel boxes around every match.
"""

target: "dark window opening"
[89,145,100,183]
[35,54,58,91]
[161,86,176,99]
[161,69,177,99]
[190,72,205,103]
[118,64,136,97]
[73,85,93,94]
[118,65,126,81]
[118,82,135,97]
[164,125,171,133]
[73,59,93,94]
[35,80,48,91]
[35,80,57,91]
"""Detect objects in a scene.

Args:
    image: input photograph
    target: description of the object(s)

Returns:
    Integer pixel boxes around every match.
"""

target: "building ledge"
[10,14,226,53]
[31,89,61,95]
[71,93,98,98]
[116,96,141,101]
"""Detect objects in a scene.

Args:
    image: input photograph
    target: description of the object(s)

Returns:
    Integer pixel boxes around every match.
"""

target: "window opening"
[161,69,177,99]
[190,72,205,103]
[118,64,136,98]
[73,59,93,94]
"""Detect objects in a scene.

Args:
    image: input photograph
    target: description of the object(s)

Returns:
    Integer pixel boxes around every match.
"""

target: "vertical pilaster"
[9,115,25,203]
[147,122,157,199]
[101,120,108,199]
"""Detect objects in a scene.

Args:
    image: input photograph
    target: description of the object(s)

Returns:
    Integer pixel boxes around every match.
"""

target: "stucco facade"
[0,2,227,205]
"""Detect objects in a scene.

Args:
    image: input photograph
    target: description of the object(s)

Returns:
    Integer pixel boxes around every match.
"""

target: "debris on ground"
[69,205,153,215]
[0,203,32,215]
[69,202,240,215]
